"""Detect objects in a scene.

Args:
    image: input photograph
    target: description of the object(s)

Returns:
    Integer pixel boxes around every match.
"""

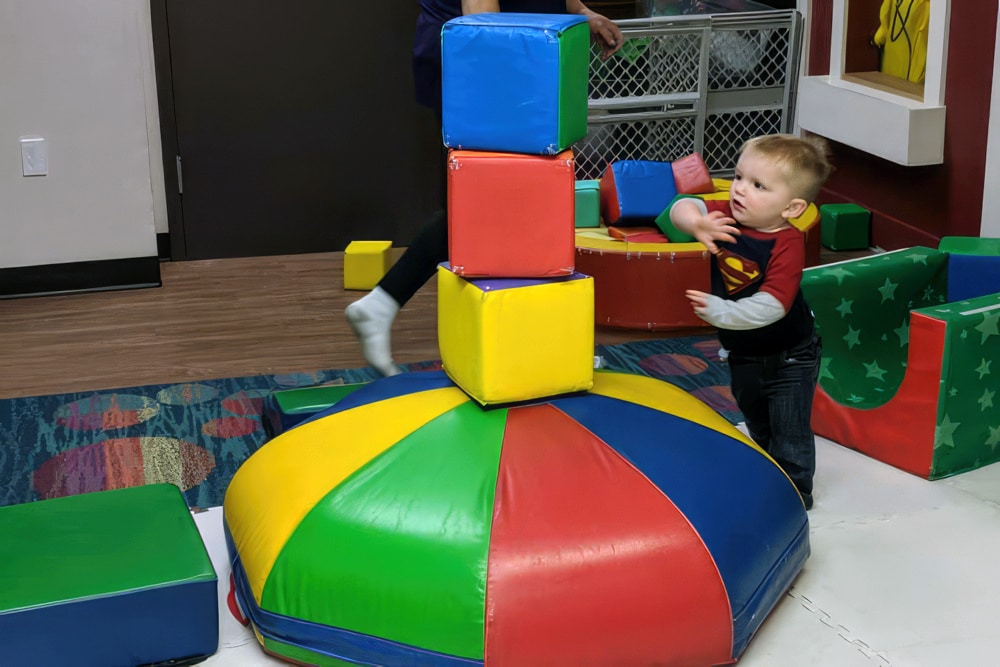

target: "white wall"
[0,0,162,270]
[982,9,1000,238]
[139,4,168,237]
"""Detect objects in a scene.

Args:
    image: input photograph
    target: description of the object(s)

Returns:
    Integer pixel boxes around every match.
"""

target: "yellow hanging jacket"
[874,0,930,84]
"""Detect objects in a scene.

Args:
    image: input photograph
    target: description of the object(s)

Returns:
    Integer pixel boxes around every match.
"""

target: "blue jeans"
[727,333,821,498]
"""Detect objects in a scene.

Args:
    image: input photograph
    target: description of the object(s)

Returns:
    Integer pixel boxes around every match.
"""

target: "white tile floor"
[196,435,1000,666]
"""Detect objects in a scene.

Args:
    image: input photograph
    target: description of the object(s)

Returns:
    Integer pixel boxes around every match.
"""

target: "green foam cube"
[820,203,870,251]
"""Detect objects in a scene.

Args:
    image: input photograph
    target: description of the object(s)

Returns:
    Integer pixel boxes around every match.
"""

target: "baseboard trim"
[157,232,171,260]
[0,256,162,300]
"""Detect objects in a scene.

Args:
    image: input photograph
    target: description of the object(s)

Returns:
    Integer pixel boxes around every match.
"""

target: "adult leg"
[345,209,448,376]
[378,209,448,305]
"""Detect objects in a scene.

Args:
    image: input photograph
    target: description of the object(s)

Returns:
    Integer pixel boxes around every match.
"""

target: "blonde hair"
[741,133,833,202]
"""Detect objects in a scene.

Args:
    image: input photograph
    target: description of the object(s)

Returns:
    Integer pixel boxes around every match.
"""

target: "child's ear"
[783,198,808,220]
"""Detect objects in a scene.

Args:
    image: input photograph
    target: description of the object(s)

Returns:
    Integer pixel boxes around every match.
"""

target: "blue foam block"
[947,254,1000,302]
[441,13,589,155]
[605,160,678,225]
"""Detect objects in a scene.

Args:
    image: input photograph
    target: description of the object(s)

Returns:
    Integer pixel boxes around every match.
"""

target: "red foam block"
[672,153,714,195]
[448,150,575,278]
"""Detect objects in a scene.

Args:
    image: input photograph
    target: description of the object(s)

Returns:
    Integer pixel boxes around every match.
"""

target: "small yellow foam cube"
[437,266,594,405]
[344,241,393,290]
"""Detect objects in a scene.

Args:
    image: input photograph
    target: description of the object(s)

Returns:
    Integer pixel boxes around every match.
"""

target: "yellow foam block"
[437,266,594,405]
[344,241,393,290]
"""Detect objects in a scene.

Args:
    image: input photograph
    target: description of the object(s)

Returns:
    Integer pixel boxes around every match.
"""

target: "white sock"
[345,286,402,377]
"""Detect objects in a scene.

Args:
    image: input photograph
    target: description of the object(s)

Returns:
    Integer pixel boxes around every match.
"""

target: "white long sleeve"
[696,291,786,330]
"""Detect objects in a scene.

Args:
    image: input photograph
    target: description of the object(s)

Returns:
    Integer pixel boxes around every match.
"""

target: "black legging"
[377,208,449,306]
[377,110,449,307]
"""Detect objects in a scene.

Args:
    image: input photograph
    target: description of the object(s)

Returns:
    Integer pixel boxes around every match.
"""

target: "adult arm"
[567,0,624,59]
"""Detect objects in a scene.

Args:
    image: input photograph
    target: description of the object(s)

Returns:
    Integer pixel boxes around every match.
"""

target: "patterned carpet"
[0,335,736,509]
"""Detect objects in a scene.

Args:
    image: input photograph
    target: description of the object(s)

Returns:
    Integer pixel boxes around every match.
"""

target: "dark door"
[153,1,443,260]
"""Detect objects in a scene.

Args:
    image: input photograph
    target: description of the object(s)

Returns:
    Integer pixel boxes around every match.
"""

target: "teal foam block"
[575,180,601,228]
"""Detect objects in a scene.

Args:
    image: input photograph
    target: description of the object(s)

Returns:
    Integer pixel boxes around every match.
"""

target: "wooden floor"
[0,246,873,400]
[0,251,679,399]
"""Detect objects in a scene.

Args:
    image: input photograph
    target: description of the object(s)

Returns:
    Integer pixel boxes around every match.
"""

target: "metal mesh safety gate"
[575,9,802,180]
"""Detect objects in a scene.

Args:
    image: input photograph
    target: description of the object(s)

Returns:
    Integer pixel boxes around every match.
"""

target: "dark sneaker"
[800,492,813,510]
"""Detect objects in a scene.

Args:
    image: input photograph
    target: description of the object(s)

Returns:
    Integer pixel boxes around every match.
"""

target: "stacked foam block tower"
[439,12,595,405]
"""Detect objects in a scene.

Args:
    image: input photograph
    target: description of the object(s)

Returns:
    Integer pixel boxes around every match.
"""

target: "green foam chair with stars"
[802,247,1000,479]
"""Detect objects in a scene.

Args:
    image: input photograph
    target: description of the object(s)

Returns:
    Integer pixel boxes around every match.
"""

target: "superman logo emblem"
[717,249,761,295]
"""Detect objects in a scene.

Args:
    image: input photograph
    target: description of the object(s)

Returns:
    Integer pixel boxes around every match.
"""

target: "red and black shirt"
[703,200,814,356]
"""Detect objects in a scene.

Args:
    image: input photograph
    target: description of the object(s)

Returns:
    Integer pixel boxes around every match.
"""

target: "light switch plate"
[20,136,47,176]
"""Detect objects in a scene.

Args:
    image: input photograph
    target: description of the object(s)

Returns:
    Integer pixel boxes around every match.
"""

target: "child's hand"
[685,289,711,318]
[692,211,740,254]
[668,199,740,253]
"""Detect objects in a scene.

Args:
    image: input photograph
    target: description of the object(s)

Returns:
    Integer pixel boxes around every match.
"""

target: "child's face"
[728,148,800,232]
